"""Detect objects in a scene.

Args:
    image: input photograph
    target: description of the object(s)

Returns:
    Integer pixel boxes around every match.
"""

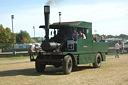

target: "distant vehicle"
[14,44,30,49]
[31,5,108,74]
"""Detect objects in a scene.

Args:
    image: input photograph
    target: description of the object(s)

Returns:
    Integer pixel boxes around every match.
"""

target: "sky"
[0,0,128,38]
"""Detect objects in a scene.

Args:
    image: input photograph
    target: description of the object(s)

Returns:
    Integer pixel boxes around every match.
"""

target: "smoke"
[46,0,63,5]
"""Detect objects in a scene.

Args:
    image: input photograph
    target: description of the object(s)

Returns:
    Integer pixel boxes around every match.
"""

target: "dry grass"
[0,54,128,85]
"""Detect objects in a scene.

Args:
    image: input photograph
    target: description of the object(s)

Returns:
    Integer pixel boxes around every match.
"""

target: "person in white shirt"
[115,41,120,58]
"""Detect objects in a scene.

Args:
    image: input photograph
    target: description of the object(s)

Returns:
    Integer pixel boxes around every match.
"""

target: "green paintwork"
[93,42,108,53]
[62,21,108,65]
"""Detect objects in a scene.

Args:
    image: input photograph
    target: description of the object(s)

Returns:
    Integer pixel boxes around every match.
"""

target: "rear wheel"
[35,56,45,73]
[93,53,102,68]
[63,55,73,74]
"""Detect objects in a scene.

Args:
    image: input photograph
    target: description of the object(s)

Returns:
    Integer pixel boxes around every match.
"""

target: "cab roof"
[39,21,92,29]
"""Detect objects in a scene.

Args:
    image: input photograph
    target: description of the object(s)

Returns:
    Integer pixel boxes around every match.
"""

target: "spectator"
[99,36,107,42]
[78,30,86,39]
[28,45,34,61]
[115,41,120,58]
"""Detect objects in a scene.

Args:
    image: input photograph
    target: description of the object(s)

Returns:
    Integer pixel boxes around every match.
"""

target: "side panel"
[79,53,95,64]
[76,27,94,64]
[77,39,92,52]
[93,42,108,53]
[76,24,94,64]
[93,42,108,61]
[62,52,95,65]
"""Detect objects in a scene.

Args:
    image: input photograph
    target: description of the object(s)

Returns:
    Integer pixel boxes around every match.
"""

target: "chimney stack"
[44,5,50,41]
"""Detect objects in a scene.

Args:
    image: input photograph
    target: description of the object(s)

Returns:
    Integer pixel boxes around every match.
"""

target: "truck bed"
[93,42,108,53]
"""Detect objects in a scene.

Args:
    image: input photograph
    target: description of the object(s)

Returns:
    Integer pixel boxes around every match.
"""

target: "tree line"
[0,24,31,43]
[0,24,31,49]
[95,34,128,40]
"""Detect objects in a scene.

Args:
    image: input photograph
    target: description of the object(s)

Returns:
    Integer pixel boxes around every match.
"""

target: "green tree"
[0,24,16,49]
[0,24,4,43]
[106,35,115,38]
[16,30,31,43]
[21,38,29,43]
[119,34,128,39]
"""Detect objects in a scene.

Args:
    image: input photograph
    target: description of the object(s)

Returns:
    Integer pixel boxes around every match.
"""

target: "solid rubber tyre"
[63,55,73,74]
[93,53,102,68]
[35,60,45,73]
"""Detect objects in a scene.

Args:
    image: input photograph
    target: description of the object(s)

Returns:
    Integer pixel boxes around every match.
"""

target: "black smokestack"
[44,5,50,41]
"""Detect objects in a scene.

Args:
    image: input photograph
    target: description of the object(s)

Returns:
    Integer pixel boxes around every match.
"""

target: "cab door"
[77,29,94,64]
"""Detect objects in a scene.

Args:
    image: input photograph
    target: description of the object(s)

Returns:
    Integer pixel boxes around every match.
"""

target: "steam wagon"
[33,5,108,74]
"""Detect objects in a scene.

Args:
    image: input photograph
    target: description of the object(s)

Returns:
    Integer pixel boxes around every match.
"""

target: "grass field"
[0,54,128,85]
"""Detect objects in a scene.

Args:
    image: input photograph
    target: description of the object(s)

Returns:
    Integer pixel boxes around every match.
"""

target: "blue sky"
[0,0,128,37]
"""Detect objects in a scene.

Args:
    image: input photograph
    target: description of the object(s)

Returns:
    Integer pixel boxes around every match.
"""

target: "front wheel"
[35,59,46,73]
[93,53,102,68]
[63,55,73,74]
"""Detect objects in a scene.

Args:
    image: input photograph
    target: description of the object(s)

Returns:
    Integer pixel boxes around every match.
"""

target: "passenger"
[78,30,86,39]
[72,29,78,40]
[92,34,97,42]
[99,36,107,42]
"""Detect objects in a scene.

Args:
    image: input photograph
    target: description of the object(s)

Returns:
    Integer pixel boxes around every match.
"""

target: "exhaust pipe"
[41,5,61,52]
[44,5,50,41]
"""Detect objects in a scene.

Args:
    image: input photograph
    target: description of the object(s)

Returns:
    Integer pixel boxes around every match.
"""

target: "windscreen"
[49,27,73,43]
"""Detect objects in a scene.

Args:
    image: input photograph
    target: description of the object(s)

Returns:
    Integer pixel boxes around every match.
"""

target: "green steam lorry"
[33,5,108,74]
